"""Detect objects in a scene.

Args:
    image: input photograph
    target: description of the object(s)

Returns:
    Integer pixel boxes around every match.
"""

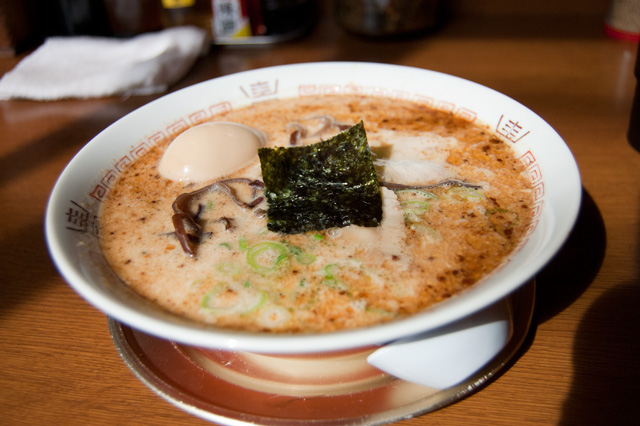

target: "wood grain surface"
[1,3,639,425]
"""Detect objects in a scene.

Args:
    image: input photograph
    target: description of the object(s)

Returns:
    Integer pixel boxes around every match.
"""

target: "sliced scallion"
[296,253,316,265]
[200,283,267,315]
[447,186,484,202]
[246,241,290,274]
[395,189,437,199]
[215,262,241,276]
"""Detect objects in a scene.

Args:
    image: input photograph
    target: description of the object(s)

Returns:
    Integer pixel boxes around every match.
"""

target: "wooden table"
[2,7,639,426]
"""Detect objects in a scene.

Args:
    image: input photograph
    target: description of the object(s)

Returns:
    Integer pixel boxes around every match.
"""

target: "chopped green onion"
[322,264,347,290]
[395,189,437,199]
[486,208,511,215]
[286,244,303,255]
[365,306,394,316]
[447,186,484,202]
[324,263,338,276]
[219,242,232,250]
[246,241,290,274]
[396,189,436,221]
[215,262,241,276]
[322,277,341,288]
[283,243,316,265]
[399,200,430,212]
[191,278,205,288]
[201,283,267,315]
[408,223,441,241]
[296,253,316,265]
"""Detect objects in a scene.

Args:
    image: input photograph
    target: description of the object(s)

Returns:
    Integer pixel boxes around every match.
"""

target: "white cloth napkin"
[0,26,208,101]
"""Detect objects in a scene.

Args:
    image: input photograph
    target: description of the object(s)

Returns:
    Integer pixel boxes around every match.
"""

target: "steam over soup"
[99,95,534,333]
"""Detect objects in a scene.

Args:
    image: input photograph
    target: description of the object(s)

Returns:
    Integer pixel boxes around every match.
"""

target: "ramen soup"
[99,95,534,333]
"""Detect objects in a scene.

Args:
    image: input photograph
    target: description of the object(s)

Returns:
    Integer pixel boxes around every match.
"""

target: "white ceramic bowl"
[45,62,581,354]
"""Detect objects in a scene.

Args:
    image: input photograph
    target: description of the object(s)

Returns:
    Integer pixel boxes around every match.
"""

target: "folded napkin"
[0,26,208,101]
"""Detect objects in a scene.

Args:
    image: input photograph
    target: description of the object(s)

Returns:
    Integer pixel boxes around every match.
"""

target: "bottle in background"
[334,0,442,38]
[161,0,213,33]
[103,0,163,37]
[605,0,640,42]
[211,0,316,44]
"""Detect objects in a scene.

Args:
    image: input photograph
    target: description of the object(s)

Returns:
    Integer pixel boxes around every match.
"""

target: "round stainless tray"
[109,280,535,425]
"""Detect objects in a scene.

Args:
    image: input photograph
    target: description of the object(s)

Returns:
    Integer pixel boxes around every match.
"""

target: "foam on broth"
[99,95,534,333]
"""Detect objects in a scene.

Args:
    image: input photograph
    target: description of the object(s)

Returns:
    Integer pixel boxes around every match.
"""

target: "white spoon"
[367,298,511,390]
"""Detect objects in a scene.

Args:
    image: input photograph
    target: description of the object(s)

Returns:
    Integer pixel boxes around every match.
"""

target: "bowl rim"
[45,61,582,353]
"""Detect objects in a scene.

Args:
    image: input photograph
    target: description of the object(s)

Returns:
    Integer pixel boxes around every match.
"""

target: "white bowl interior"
[45,62,581,353]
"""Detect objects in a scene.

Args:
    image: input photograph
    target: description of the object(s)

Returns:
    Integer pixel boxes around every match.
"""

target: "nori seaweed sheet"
[258,121,383,234]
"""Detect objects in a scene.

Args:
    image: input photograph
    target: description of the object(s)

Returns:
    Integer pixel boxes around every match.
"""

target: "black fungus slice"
[258,121,383,234]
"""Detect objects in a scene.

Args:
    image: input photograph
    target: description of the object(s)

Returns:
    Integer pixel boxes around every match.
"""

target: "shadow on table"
[530,188,640,424]
[558,191,640,425]
[534,188,606,324]
[560,278,640,425]
[488,188,607,403]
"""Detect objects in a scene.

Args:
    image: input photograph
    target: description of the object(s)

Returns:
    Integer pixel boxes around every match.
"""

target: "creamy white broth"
[99,95,534,333]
